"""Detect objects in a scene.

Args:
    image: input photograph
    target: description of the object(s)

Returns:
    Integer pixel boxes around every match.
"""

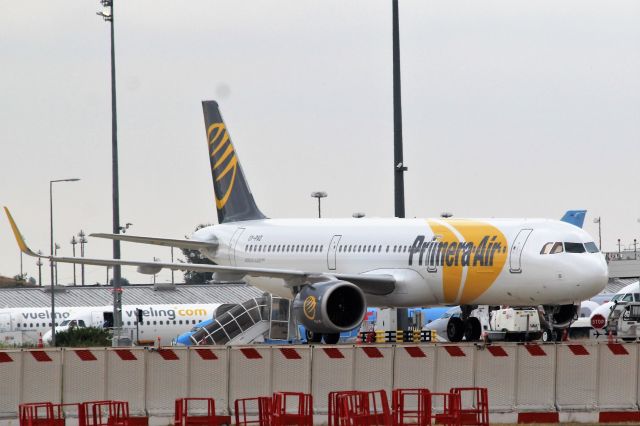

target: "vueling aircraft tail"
[202,101,266,224]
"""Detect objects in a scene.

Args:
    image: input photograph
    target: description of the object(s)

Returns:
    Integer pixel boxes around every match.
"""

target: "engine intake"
[546,303,579,329]
[293,280,366,334]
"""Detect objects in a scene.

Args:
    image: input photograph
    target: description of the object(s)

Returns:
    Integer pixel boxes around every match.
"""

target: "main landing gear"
[446,305,482,342]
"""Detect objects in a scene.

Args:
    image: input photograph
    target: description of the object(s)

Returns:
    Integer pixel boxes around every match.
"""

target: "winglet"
[4,207,39,257]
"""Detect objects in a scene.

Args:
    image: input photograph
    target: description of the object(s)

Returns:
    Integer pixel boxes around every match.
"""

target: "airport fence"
[1,342,640,421]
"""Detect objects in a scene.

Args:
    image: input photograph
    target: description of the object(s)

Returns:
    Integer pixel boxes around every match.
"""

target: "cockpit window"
[550,242,564,254]
[611,294,623,302]
[564,242,586,253]
[584,242,599,253]
[623,293,634,302]
[60,320,70,326]
[540,243,553,254]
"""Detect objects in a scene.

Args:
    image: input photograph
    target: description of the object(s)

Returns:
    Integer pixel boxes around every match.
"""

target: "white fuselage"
[194,217,608,307]
[0,304,219,345]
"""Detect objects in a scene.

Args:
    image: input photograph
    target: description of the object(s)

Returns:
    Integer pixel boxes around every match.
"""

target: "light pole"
[311,191,327,218]
[171,247,175,285]
[593,217,602,250]
[617,238,621,253]
[70,236,77,286]
[36,251,43,287]
[50,178,80,346]
[152,257,160,284]
[78,230,87,286]
[54,243,60,285]
[97,0,123,342]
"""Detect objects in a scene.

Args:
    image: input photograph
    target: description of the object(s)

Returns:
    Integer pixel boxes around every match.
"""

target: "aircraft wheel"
[446,317,464,342]
[305,330,323,343]
[463,317,482,341]
[323,333,340,344]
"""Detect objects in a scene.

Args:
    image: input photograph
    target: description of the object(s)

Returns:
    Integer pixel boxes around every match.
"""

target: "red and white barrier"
[271,346,311,395]
[515,344,556,411]
[229,346,272,407]
[393,345,436,391]
[106,348,146,415]
[63,349,106,404]
[434,344,474,393]
[475,344,517,412]
[22,350,62,404]
[555,343,598,411]
[187,347,230,414]
[146,347,188,416]
[354,345,394,392]
[0,350,21,416]
[597,343,637,410]
[311,346,355,412]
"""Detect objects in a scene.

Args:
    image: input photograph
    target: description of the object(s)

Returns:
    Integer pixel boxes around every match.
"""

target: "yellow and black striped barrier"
[359,329,437,344]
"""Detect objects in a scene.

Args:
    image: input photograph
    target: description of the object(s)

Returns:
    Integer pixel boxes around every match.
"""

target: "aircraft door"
[228,227,246,266]
[327,235,342,270]
[0,313,11,332]
[91,311,103,327]
[427,236,440,273]
[509,229,533,273]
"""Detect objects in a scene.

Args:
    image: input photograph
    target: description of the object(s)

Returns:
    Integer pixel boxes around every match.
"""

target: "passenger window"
[320,245,323,251]
[623,294,634,302]
[179,320,183,324]
[386,246,390,252]
[378,245,382,252]
[540,242,553,254]
[584,242,599,253]
[564,242,586,253]
[550,242,564,254]
[393,245,397,252]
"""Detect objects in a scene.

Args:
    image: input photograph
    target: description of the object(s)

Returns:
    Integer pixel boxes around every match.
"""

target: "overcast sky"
[1,0,639,286]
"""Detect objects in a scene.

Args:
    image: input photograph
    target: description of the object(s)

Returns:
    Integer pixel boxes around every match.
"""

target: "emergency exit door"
[510,229,533,273]
[327,235,342,270]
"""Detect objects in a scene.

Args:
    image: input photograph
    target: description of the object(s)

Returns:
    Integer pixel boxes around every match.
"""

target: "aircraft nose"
[585,254,608,295]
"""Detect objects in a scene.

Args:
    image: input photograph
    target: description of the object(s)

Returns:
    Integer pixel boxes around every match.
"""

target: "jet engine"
[293,280,366,334]
[545,303,579,329]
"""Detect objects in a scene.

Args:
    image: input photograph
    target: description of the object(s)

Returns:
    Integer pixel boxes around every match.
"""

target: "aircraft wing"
[4,208,395,296]
[90,233,217,251]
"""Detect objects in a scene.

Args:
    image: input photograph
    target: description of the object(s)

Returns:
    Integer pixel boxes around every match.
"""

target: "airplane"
[0,303,219,345]
[4,101,609,344]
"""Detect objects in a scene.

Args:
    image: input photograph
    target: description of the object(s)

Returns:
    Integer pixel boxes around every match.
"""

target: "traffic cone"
[37,333,43,348]
[608,329,614,344]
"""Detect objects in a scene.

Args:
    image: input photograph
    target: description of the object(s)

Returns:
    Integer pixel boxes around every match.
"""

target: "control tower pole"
[392,0,409,330]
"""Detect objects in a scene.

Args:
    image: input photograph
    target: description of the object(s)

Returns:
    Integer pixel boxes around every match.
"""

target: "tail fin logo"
[207,123,238,209]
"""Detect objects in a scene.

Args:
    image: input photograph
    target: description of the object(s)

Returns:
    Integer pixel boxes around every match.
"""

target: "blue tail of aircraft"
[560,210,587,228]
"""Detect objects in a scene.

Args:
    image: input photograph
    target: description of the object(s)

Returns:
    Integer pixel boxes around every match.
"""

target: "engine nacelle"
[293,280,366,334]
[545,303,579,329]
